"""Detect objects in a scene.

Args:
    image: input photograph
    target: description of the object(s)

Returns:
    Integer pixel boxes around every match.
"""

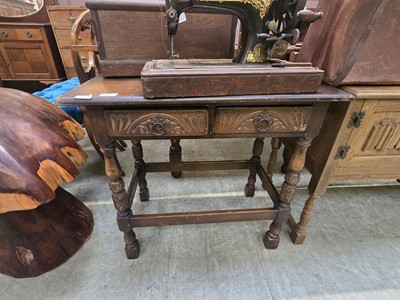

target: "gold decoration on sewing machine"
[199,0,275,18]
[246,43,266,63]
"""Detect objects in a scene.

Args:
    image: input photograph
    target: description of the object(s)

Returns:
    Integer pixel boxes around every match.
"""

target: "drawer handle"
[80,56,87,61]
[253,112,273,132]
[26,32,33,38]
[149,115,167,136]
[2,32,8,38]
[68,16,77,23]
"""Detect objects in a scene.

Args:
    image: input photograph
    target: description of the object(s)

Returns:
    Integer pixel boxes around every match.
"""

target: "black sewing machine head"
[165,0,322,63]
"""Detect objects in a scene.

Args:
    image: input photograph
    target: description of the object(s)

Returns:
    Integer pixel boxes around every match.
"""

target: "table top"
[57,75,353,107]
[342,85,400,99]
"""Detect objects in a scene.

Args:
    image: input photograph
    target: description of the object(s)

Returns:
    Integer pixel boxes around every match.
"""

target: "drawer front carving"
[215,107,312,134]
[105,110,208,137]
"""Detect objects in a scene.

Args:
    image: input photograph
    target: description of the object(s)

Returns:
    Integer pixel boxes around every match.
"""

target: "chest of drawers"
[47,6,91,79]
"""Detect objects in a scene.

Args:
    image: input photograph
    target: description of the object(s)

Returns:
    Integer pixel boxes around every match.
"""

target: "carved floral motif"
[215,108,310,133]
[106,111,208,137]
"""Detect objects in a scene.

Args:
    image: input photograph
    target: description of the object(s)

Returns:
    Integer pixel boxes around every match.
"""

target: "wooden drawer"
[47,9,86,29]
[215,107,312,134]
[0,27,43,41]
[54,28,92,48]
[65,66,77,79]
[105,110,209,137]
[60,48,89,68]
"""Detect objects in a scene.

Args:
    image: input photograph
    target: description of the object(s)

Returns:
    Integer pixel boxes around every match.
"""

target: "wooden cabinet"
[325,86,400,181]
[0,23,65,82]
[282,86,400,244]
[0,0,36,16]
[47,6,90,79]
[289,86,400,191]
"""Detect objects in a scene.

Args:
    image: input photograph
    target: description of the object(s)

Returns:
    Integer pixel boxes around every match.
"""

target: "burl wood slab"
[0,187,93,278]
[0,88,93,278]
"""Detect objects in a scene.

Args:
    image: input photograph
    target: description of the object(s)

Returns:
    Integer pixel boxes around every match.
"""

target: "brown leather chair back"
[298,0,399,86]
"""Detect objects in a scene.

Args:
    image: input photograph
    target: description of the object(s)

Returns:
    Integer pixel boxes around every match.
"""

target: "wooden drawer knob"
[253,112,273,132]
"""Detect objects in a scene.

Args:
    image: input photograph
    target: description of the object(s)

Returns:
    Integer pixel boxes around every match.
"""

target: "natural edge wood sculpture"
[0,88,93,278]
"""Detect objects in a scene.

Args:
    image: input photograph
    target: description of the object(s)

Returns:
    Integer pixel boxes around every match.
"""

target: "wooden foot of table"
[124,231,140,259]
[0,187,93,278]
[263,231,280,249]
[287,194,320,245]
[244,183,255,197]
[289,227,307,245]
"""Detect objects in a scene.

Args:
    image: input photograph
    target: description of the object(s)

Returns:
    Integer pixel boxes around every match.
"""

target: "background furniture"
[47,5,91,79]
[278,0,400,244]
[0,0,36,16]
[0,88,93,278]
[0,0,65,92]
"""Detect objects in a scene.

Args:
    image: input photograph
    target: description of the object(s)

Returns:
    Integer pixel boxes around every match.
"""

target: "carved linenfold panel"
[362,118,400,153]
[215,107,311,134]
[105,110,208,137]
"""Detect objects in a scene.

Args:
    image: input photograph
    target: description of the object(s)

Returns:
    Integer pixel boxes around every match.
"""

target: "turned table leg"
[101,143,140,259]
[289,194,320,244]
[170,139,182,178]
[132,140,149,202]
[266,138,282,180]
[245,138,265,197]
[263,137,312,249]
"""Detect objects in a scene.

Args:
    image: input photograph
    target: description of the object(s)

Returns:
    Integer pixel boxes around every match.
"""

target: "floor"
[1,136,400,300]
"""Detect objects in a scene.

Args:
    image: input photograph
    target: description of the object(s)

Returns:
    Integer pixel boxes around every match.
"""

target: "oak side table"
[58,75,352,259]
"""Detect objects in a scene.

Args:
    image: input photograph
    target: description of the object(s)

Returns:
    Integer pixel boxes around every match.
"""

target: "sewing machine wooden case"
[141,59,324,98]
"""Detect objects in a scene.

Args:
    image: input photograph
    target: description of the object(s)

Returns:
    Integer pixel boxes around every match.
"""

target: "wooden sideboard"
[0,23,64,82]
[47,6,91,79]
[282,85,400,244]
[0,0,65,92]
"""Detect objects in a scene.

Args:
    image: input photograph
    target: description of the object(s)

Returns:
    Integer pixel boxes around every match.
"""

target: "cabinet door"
[0,42,55,79]
[334,99,400,179]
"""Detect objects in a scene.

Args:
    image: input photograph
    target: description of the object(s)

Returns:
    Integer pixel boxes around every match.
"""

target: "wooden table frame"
[58,76,352,259]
